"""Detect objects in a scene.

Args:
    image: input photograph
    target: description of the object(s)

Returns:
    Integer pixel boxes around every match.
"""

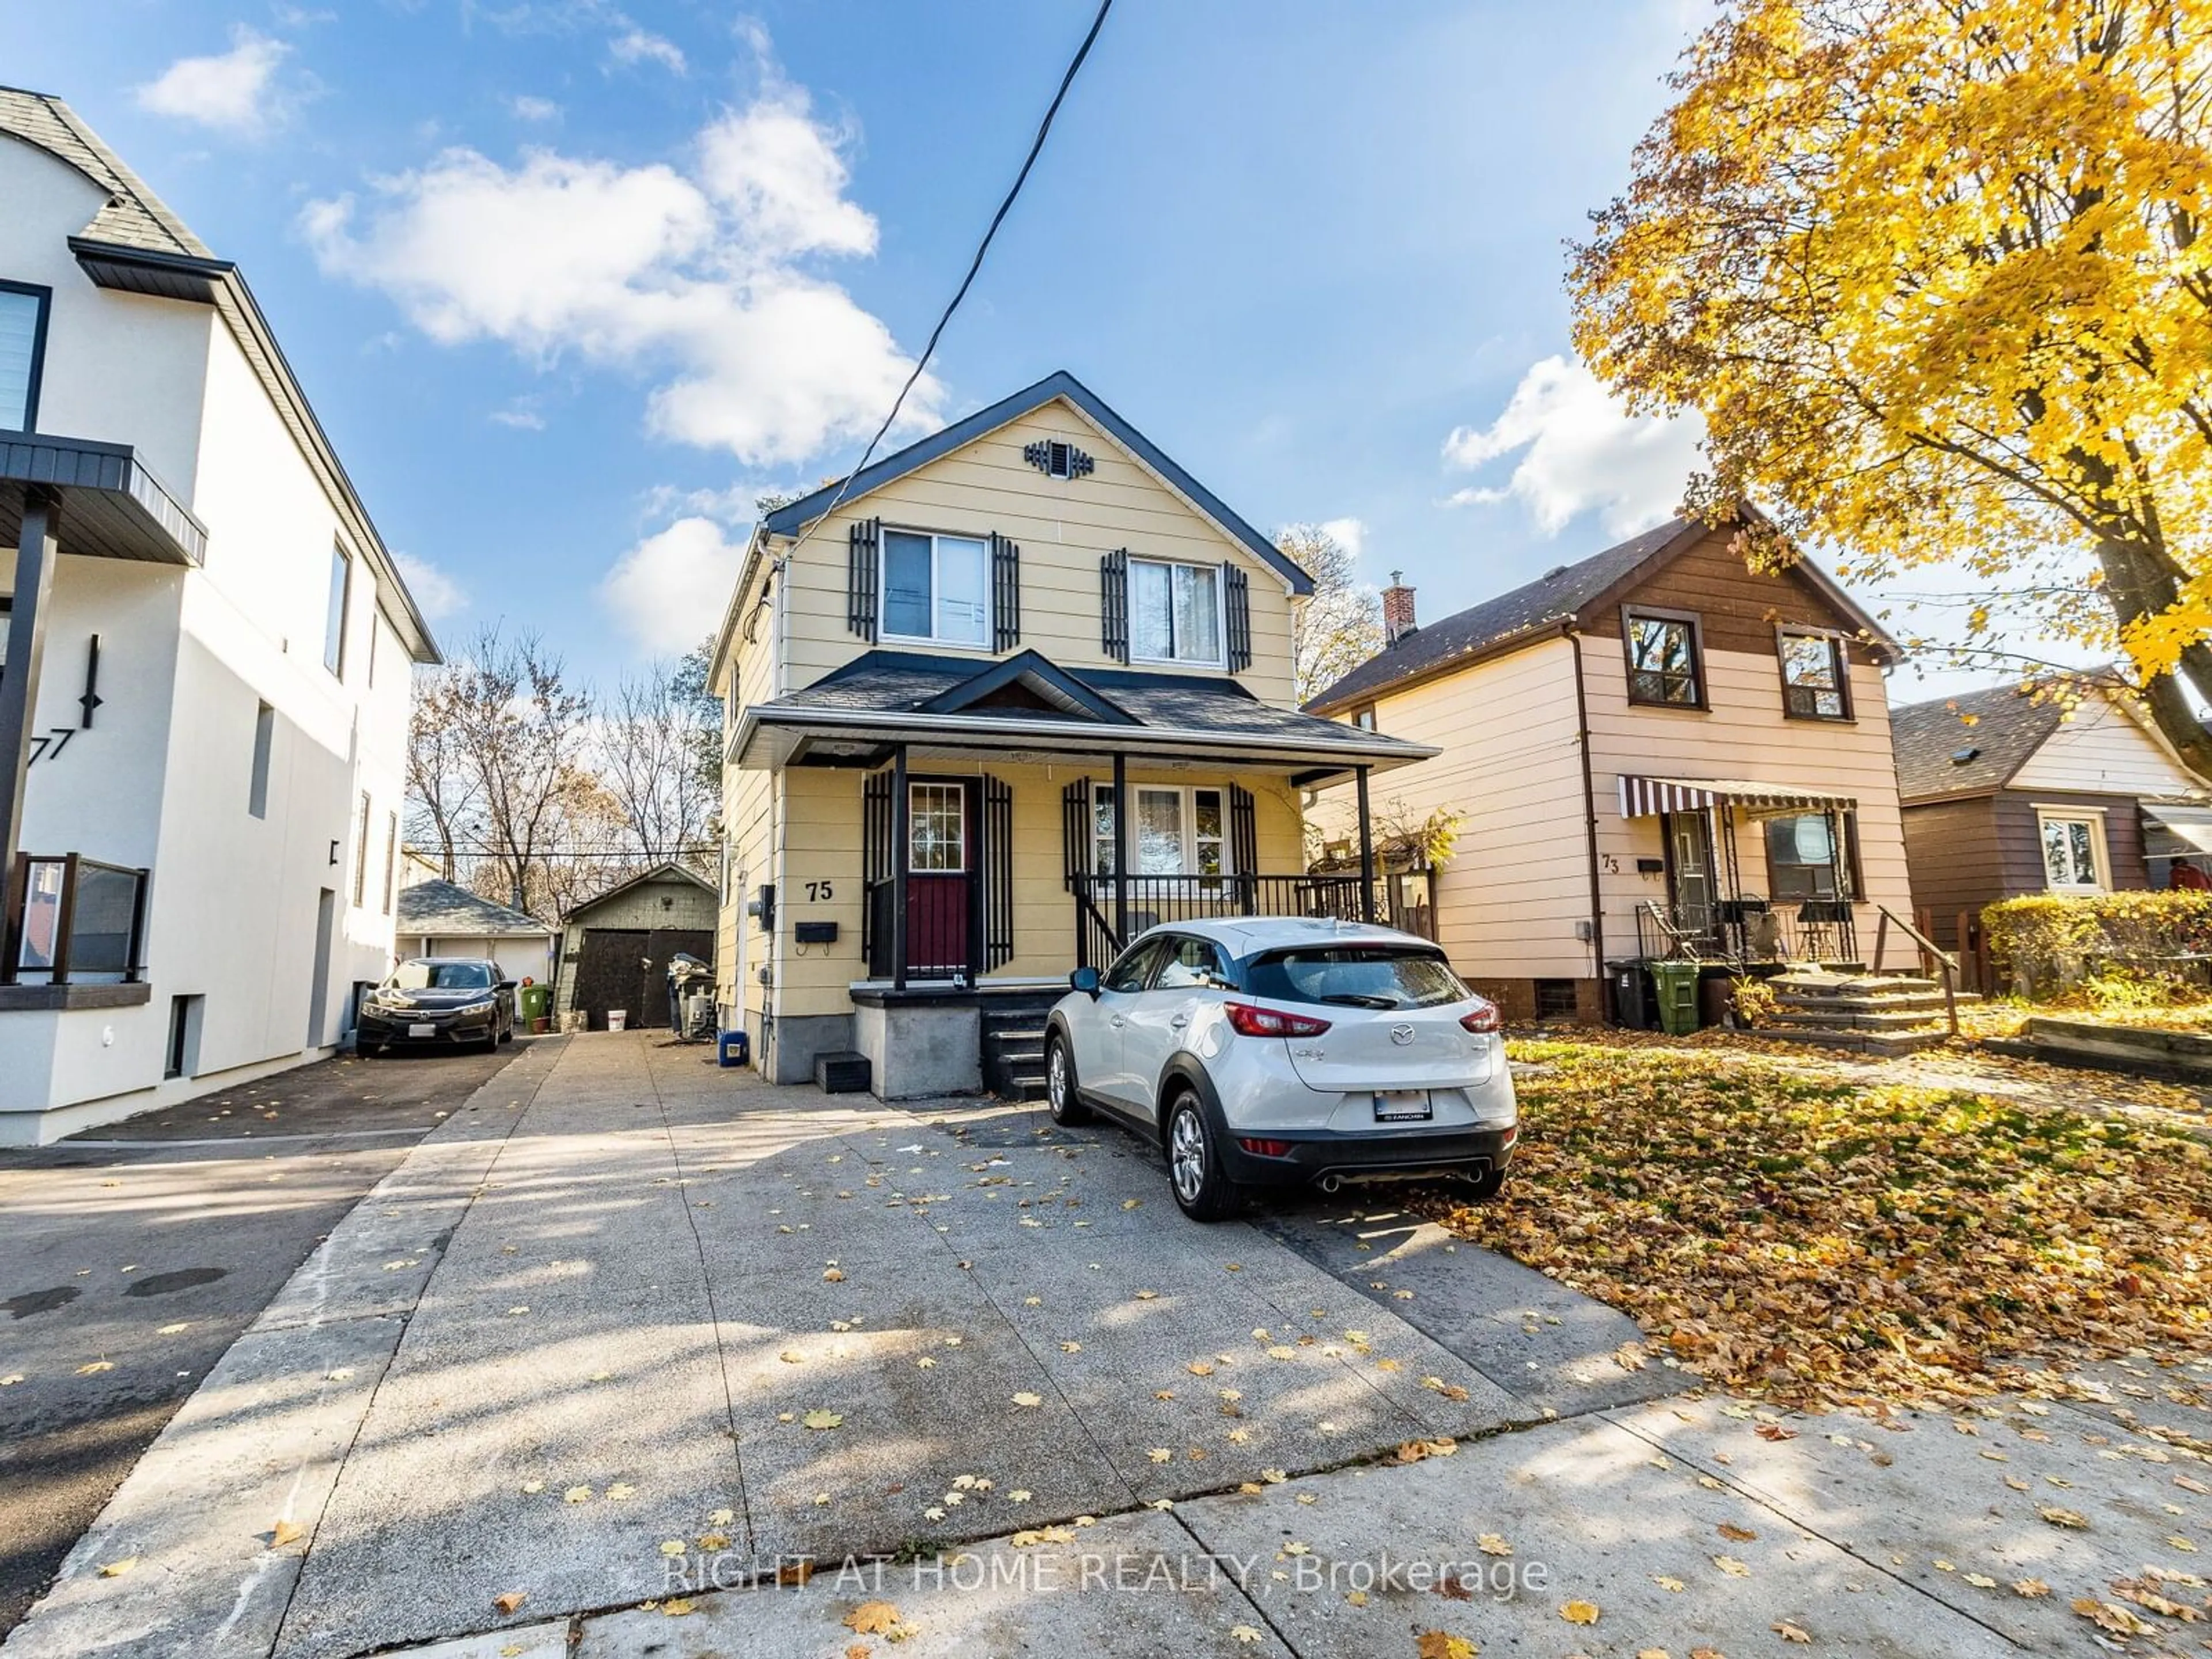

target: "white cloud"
[608,27,686,73]
[1317,517,1367,560]
[508,94,561,122]
[301,73,935,467]
[1441,355,1704,537]
[394,551,467,621]
[490,402,546,430]
[135,26,293,136]
[600,517,745,653]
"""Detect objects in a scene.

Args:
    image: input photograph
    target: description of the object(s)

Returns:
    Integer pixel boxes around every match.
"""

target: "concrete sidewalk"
[10,1032,2210,1658]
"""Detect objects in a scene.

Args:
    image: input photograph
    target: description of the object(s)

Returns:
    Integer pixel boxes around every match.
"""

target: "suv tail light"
[1459,999,1502,1034]
[1224,1002,1332,1039]
[1238,1137,1293,1157]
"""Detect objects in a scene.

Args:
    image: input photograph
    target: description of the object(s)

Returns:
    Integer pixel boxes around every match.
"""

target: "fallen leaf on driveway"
[1559,1599,1600,1624]
[659,1541,686,1558]
[1228,1624,1264,1645]
[1148,1448,1172,1464]
[0,1376,21,1387]
[802,1410,843,1430]
[76,1362,113,1376]
[1714,1555,1750,1577]
[564,1487,592,1503]
[97,1559,136,1578]
[1717,1522,1756,1541]
[844,1600,902,1635]
[1652,1575,1684,1592]
[1755,1423,1799,1442]
[661,1599,694,1617]
[1476,1534,1512,1556]
[1774,1620,1811,1643]
[2012,1578,2050,1597]
[270,1520,304,1548]
[1011,1392,1043,1408]
[493,1591,527,1615]
[823,1268,845,1283]
[2037,1505,2089,1529]
[1415,1635,1474,1659]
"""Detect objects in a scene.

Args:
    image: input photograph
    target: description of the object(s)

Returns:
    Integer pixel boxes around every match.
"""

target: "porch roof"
[0,433,205,565]
[1618,774,1857,818]
[733,648,1437,782]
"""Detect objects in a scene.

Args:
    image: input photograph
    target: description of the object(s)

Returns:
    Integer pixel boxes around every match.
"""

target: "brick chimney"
[1382,571,1418,646]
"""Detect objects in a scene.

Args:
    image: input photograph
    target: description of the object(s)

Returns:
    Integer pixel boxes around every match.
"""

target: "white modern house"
[0,90,438,1142]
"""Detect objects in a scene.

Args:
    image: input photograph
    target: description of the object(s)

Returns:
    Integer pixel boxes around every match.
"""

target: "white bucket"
[608,1010,628,1032]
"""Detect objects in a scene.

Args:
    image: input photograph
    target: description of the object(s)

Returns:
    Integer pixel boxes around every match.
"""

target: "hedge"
[1982,891,2212,996]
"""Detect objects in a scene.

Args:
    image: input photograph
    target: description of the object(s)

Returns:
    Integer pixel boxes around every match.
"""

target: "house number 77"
[805,880,834,902]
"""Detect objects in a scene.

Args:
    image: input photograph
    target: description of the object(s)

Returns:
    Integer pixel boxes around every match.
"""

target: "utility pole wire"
[779,0,1114,565]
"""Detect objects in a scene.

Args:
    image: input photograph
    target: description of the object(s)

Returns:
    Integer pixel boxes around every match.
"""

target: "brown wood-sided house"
[1304,512,1918,1024]
[1892,681,2212,957]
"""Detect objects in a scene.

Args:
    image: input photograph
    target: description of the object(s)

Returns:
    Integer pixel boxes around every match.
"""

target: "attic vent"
[1950,745,1981,766]
[1543,564,1570,581]
[1024,439,1094,480]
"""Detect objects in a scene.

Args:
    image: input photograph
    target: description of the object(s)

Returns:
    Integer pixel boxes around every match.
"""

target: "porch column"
[1111,751,1129,947]
[0,497,58,963]
[890,744,910,993]
[1355,765,1376,922]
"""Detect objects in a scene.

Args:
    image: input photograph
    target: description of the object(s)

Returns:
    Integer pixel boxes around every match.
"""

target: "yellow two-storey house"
[708,373,1434,1096]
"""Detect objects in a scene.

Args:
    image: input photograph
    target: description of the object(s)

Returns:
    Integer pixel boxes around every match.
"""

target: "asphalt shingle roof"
[1888,684,2065,802]
[396,880,551,937]
[777,650,1403,751]
[0,87,211,257]
[1305,518,1694,711]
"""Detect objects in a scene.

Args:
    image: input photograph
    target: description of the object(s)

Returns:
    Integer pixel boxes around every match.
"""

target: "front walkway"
[7,1033,2207,1657]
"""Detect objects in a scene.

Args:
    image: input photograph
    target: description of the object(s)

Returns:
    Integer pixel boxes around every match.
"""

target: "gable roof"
[562,861,716,923]
[760,372,1314,596]
[397,879,552,937]
[0,87,439,665]
[1884,678,2206,804]
[1305,512,1902,714]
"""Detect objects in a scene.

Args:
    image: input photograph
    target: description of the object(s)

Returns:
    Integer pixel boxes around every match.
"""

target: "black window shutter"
[1100,548,1129,664]
[983,774,1014,968]
[1229,783,1257,877]
[1062,778,1090,887]
[847,518,881,642]
[861,769,894,974]
[991,534,1021,652]
[1224,562,1252,672]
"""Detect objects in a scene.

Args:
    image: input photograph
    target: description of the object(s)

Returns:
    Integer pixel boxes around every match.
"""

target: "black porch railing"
[1634,896,1858,968]
[1070,871,1434,969]
[4,853,150,985]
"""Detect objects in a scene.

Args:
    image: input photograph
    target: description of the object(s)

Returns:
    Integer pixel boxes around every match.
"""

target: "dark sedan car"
[358,958,517,1055]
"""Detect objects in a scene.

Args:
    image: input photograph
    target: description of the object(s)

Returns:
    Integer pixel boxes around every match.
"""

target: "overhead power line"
[783,0,1114,561]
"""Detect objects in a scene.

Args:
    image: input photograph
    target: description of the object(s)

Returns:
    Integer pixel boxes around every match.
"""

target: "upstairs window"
[0,283,50,432]
[324,544,352,676]
[1130,558,1222,666]
[1778,628,1850,719]
[882,529,988,647]
[1624,608,1703,708]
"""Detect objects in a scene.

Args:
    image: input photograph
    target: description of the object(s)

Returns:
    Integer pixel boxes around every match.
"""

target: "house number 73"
[805,880,834,902]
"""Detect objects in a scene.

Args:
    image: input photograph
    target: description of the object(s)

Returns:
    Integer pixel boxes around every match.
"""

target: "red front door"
[906,781,972,978]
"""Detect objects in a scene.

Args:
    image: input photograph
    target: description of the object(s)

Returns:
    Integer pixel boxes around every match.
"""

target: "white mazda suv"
[1043,918,1517,1221]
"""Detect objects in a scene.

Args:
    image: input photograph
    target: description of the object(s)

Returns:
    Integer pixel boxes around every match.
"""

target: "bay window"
[1130,558,1223,666]
[882,529,990,647]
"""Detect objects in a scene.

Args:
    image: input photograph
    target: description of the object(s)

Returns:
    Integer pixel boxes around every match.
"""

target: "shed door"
[573,928,650,1031]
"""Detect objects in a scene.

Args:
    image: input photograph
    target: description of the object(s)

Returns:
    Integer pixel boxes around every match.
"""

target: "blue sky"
[7,0,1954,692]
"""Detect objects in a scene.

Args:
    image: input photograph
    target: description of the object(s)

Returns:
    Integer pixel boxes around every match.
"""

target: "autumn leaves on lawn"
[1426,1041,2212,1410]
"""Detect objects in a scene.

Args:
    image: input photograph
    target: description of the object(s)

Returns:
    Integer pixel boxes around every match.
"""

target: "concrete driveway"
[0,1041,531,1639]
[8,1032,2209,1658]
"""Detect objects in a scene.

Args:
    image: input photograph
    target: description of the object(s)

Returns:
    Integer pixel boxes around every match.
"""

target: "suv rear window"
[1244,946,1469,1010]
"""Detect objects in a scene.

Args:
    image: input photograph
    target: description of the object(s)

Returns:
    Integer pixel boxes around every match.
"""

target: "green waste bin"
[1649,960,1702,1037]
[518,983,552,1029]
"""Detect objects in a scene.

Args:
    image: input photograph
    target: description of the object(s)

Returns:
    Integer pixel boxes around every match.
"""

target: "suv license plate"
[408,1023,435,1038]
[1373,1090,1432,1123]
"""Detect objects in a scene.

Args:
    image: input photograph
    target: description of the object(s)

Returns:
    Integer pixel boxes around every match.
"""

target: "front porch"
[730,647,1437,1094]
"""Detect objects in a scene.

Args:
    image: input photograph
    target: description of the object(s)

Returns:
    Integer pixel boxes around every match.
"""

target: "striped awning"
[1617,775,1858,818]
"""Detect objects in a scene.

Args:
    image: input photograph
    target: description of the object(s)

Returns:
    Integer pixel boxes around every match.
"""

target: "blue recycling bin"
[717,1029,750,1068]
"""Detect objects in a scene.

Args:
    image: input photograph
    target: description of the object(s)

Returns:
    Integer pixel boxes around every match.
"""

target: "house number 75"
[805,880,834,902]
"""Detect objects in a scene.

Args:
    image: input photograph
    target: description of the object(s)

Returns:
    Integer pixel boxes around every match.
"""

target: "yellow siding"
[767,762,1304,1020]
[718,557,780,1025]
[1312,637,1593,980]
[772,399,1298,706]
[2008,694,2201,797]
[1580,635,1914,964]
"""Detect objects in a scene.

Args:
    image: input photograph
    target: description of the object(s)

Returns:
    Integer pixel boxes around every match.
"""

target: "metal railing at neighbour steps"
[1634,896,1859,967]
[1872,904,1961,1036]
[3,854,150,986]
[1068,872,1433,969]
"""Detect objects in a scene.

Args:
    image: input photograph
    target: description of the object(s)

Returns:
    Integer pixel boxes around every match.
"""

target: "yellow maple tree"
[1572,0,2212,770]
